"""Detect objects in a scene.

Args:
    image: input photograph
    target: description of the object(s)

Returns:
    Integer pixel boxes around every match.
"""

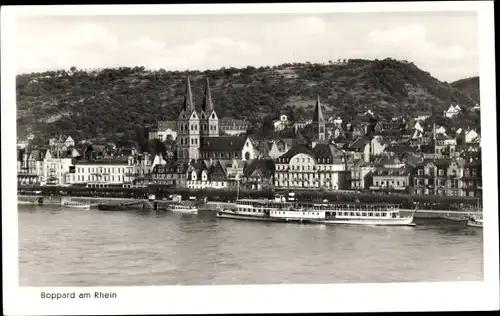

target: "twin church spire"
[182,76,215,115]
[177,76,219,162]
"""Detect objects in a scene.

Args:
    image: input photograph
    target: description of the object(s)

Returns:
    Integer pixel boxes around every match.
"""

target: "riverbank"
[18,184,481,210]
[17,195,481,219]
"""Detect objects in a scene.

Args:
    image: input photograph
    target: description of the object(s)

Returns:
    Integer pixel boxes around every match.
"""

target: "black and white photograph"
[2,2,498,315]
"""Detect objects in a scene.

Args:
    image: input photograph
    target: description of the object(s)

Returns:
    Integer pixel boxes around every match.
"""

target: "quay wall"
[399,209,481,219]
[17,196,480,219]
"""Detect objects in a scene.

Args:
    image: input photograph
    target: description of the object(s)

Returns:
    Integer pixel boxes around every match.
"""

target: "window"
[439,169,444,176]
[418,169,423,175]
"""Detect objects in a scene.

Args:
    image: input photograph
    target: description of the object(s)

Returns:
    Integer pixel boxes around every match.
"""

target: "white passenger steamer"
[218,194,416,226]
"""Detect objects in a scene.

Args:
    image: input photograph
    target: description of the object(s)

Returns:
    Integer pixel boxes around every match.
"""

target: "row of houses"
[17,139,482,198]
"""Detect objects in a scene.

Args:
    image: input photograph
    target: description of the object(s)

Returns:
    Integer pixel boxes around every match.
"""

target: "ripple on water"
[17,206,484,286]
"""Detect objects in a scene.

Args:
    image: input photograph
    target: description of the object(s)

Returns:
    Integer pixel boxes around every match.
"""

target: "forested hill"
[16,58,480,145]
[450,76,480,103]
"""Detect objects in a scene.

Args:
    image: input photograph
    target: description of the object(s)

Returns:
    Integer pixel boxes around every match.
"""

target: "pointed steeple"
[183,76,194,112]
[202,77,214,113]
[313,94,324,123]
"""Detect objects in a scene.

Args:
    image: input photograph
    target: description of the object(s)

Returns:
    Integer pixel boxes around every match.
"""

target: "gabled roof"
[348,136,370,150]
[244,159,275,177]
[207,160,226,177]
[279,143,346,164]
[189,159,207,172]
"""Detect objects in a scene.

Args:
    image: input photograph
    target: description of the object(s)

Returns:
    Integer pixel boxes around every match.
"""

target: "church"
[174,77,247,162]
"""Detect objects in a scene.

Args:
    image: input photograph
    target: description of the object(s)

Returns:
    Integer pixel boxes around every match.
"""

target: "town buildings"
[16,71,482,200]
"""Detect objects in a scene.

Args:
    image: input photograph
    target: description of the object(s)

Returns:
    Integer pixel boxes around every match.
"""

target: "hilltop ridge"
[16,58,480,145]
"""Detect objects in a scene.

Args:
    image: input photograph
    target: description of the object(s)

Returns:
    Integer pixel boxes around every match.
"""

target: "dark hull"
[97,204,127,211]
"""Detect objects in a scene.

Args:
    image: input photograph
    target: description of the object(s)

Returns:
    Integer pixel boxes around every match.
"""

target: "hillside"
[450,76,480,103]
[16,58,480,146]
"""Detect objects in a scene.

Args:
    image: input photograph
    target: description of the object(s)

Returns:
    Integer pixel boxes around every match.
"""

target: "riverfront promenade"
[17,195,482,219]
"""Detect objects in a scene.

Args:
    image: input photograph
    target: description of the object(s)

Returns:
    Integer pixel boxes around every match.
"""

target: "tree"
[148,139,166,155]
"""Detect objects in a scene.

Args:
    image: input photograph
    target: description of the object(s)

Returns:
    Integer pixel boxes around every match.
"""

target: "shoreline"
[17,195,481,219]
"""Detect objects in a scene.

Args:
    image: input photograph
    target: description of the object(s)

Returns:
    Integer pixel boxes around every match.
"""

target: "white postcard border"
[2,2,498,315]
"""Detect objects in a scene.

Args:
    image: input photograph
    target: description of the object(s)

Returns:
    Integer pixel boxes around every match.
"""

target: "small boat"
[168,203,198,214]
[97,204,127,211]
[464,199,483,228]
[467,215,483,228]
[18,200,35,205]
[61,201,91,209]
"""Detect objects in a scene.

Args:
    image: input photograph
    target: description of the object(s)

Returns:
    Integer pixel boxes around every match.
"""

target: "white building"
[444,104,462,118]
[70,160,134,188]
[274,143,350,190]
[273,114,290,132]
[465,129,480,144]
[149,121,178,141]
[42,150,74,185]
[241,137,262,161]
[185,160,229,189]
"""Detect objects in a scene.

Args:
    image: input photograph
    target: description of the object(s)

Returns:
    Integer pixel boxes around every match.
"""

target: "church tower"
[200,78,219,138]
[313,94,326,141]
[176,77,200,162]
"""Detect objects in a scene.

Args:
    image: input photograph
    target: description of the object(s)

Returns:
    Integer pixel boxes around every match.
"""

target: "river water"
[18,204,483,286]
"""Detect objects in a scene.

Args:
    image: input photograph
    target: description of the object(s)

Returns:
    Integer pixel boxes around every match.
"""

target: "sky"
[15,11,479,82]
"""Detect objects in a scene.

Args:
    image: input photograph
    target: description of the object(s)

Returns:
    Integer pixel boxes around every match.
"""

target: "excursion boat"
[218,196,416,226]
[168,203,198,214]
[61,200,91,209]
[268,202,416,226]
